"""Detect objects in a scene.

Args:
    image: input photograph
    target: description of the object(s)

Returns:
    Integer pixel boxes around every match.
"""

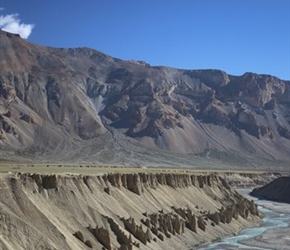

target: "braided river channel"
[196,189,290,250]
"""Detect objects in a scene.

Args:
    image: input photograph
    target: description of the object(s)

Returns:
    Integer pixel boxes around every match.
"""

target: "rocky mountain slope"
[0,172,261,250]
[1,30,290,167]
[251,176,290,203]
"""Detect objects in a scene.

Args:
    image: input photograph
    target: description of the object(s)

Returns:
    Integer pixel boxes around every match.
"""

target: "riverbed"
[196,190,290,250]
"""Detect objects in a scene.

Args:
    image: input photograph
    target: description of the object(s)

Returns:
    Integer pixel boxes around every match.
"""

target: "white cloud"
[0,13,34,39]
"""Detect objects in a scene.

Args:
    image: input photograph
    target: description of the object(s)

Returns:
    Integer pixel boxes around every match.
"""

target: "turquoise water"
[196,195,290,250]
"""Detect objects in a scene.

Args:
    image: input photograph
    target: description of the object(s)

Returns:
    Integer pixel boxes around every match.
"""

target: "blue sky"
[1,0,289,80]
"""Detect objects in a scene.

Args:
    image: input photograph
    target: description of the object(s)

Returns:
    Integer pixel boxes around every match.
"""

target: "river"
[196,190,290,250]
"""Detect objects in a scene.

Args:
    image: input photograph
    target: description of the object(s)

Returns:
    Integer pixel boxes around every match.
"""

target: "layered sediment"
[0,172,261,250]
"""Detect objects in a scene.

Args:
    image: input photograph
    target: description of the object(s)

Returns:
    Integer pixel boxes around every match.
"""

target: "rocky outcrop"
[278,125,290,139]
[251,177,290,204]
[20,113,34,124]
[84,240,93,248]
[42,175,57,189]
[73,231,84,243]
[205,198,259,227]
[0,78,16,101]
[21,173,58,190]
[173,207,197,232]
[88,225,111,250]
[73,231,93,248]
[126,174,142,195]
[144,210,185,238]
[207,212,220,225]
[197,216,206,231]
[107,217,133,249]
[122,217,152,245]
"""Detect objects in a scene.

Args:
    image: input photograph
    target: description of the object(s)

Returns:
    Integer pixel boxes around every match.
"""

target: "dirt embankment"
[0,172,261,250]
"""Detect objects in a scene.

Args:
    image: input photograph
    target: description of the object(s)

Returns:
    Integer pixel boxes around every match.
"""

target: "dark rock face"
[73,231,93,248]
[20,113,34,123]
[84,240,93,248]
[23,174,58,190]
[1,30,290,164]
[88,225,111,250]
[42,175,58,189]
[208,212,220,225]
[197,216,206,231]
[73,231,84,242]
[251,177,290,204]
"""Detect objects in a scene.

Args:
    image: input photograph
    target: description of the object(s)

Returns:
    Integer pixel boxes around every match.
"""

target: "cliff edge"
[0,172,261,250]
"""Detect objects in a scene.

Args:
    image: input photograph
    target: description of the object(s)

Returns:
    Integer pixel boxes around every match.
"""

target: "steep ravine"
[0,173,261,250]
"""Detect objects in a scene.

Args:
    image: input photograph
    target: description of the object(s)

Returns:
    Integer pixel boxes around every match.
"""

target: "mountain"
[1,30,290,168]
[251,177,290,203]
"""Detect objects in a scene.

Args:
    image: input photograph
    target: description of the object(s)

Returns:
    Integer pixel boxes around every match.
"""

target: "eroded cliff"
[0,172,261,250]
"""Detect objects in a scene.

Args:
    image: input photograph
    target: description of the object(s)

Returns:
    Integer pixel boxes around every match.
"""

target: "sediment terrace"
[0,172,262,250]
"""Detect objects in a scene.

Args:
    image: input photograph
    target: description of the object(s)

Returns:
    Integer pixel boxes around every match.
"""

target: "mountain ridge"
[1,30,290,169]
[251,176,290,204]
